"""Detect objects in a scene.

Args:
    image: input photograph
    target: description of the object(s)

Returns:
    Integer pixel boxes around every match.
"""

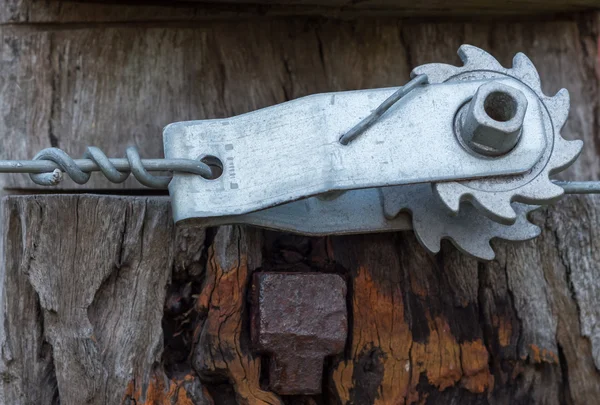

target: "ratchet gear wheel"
[380,45,583,260]
[412,45,582,225]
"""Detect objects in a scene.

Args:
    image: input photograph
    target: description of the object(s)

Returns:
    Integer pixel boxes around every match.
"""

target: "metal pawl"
[164,77,547,223]
[176,187,412,233]
[177,183,541,261]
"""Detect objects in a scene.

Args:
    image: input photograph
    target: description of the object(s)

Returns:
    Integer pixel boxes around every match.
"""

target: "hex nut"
[460,81,528,156]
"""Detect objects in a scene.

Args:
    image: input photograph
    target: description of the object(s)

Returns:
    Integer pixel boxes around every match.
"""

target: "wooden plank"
[0,195,213,404]
[1,6,600,405]
[2,0,598,23]
[2,193,600,403]
[329,194,600,404]
[0,13,597,190]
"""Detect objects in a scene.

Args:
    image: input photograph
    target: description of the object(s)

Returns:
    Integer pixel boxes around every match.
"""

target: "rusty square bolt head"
[251,272,347,395]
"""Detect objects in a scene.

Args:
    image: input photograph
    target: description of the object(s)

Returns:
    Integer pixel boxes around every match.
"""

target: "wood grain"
[0,195,213,404]
[193,226,282,405]
[2,194,600,404]
[1,3,600,405]
[328,195,600,404]
[2,0,599,22]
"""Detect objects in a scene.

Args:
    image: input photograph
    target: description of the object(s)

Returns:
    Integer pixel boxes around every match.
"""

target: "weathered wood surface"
[5,0,599,20]
[0,195,213,404]
[1,193,600,404]
[0,7,597,189]
[2,2,600,405]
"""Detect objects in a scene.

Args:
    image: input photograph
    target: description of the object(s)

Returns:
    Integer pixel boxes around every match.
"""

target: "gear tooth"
[518,178,565,204]
[551,87,570,108]
[433,182,462,215]
[458,44,503,70]
[511,52,542,91]
[474,243,496,261]
[450,236,496,261]
[511,205,542,237]
[412,221,442,254]
[553,87,570,102]
[546,180,568,199]
[512,52,533,68]
[470,194,518,225]
[523,222,542,239]
[380,187,405,219]
[411,63,459,84]
[548,88,570,131]
[548,138,583,174]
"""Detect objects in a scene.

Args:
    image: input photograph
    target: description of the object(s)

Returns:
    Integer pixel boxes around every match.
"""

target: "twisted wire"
[29,146,212,188]
[4,147,600,194]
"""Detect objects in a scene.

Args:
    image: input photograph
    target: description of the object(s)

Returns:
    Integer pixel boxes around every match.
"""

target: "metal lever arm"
[178,188,412,234]
[165,77,547,222]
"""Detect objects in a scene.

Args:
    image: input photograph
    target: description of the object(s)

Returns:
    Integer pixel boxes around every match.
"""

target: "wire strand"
[339,74,429,145]
[22,147,212,188]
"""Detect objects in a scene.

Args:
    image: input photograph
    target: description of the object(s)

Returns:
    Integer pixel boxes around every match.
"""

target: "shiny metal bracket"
[164,76,547,222]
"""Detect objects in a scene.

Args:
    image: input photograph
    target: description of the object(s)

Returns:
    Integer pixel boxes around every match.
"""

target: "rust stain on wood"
[332,266,410,404]
[193,227,282,405]
[332,265,494,404]
[493,314,513,348]
[529,344,559,364]
[122,373,206,405]
[460,340,493,393]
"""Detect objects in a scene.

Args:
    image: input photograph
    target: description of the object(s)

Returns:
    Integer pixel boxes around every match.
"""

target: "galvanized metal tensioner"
[1,45,599,260]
